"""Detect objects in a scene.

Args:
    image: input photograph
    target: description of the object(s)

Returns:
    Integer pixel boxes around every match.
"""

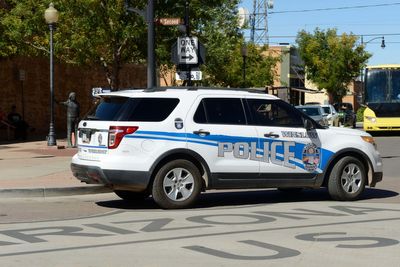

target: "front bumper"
[71,163,151,192]
[370,171,383,187]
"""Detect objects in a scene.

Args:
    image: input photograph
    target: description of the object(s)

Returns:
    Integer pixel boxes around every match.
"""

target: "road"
[0,134,399,266]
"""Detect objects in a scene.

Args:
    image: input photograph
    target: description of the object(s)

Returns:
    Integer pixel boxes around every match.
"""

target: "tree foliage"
[0,0,277,89]
[296,28,370,103]
[202,42,277,88]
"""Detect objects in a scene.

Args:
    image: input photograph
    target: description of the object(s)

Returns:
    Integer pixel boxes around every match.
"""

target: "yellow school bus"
[363,64,400,131]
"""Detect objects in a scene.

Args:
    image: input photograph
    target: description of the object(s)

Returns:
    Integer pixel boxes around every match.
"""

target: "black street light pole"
[241,44,248,87]
[45,3,59,146]
[147,0,156,89]
[125,0,156,89]
[360,35,385,100]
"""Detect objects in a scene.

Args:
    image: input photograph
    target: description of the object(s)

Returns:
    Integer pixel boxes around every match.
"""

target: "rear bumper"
[71,163,151,192]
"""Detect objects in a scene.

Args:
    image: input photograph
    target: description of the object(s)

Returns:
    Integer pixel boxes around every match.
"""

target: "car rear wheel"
[152,159,202,209]
[328,156,366,201]
[114,190,149,202]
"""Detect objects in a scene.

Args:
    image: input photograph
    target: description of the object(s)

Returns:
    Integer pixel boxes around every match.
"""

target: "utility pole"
[250,0,273,45]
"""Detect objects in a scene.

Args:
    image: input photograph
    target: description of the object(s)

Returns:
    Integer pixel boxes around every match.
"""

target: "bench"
[0,120,15,140]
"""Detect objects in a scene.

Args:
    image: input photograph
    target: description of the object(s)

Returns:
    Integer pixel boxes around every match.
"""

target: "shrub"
[356,106,366,122]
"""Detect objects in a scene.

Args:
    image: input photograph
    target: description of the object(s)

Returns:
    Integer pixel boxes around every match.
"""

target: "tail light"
[108,126,138,149]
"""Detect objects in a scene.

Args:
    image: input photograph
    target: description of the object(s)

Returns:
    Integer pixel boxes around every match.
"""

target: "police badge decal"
[302,143,321,172]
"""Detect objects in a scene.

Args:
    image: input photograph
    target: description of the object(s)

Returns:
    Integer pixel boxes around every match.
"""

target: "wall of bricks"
[0,57,146,137]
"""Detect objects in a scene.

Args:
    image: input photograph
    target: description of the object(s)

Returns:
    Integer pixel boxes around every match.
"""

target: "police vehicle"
[71,88,383,209]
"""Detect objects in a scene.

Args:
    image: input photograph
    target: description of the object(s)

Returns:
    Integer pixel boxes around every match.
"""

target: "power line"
[270,2,400,14]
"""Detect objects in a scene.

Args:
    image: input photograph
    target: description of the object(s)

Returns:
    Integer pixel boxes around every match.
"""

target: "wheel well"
[322,151,370,187]
[148,153,208,191]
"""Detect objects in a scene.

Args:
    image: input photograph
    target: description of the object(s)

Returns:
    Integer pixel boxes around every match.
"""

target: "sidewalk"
[0,139,111,198]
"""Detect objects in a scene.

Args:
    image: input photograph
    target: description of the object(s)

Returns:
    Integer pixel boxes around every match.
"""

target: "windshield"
[322,107,330,114]
[365,69,400,103]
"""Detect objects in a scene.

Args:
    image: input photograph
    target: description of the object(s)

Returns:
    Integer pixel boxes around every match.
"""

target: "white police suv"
[71,88,383,209]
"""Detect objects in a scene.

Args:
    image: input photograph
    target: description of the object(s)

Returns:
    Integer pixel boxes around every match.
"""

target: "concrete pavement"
[0,139,111,198]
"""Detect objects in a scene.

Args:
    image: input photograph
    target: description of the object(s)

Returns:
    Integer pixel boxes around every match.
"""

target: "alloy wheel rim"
[163,167,194,201]
[340,163,362,194]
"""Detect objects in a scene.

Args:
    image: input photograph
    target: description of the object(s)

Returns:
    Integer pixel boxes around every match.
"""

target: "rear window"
[86,97,179,121]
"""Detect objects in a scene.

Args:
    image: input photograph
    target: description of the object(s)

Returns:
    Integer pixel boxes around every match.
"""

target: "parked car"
[334,102,356,128]
[321,104,340,127]
[295,105,329,126]
[71,88,382,209]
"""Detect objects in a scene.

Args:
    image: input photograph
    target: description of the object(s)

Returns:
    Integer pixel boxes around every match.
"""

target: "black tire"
[328,156,366,201]
[114,190,149,202]
[152,159,202,209]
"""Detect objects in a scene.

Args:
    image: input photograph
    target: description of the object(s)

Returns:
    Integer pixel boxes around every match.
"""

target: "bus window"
[366,70,387,102]
[391,70,400,101]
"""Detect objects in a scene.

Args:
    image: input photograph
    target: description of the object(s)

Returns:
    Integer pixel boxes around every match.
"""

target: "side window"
[194,98,246,125]
[247,99,304,127]
[193,101,207,123]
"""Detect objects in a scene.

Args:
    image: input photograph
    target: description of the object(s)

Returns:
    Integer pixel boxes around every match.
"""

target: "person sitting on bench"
[7,105,29,140]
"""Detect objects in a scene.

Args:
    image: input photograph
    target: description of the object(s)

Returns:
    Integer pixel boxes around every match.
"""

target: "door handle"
[193,130,210,136]
[264,132,279,138]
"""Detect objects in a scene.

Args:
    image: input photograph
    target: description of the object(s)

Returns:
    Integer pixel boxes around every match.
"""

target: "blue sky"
[240,0,400,66]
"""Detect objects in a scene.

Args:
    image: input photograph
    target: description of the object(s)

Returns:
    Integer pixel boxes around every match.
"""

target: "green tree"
[0,0,277,89]
[1,0,146,89]
[202,42,277,88]
[296,28,370,103]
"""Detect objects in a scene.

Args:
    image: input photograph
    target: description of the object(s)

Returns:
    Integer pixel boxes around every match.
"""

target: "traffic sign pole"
[185,0,192,86]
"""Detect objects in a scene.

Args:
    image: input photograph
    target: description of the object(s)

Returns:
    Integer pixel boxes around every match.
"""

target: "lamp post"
[360,36,385,102]
[241,44,248,87]
[361,36,385,48]
[44,3,59,146]
[124,0,156,89]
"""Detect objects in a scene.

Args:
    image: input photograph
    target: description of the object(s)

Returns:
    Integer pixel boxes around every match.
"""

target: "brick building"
[0,57,146,139]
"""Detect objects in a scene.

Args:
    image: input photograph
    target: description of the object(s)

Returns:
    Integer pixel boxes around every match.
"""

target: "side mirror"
[304,119,314,130]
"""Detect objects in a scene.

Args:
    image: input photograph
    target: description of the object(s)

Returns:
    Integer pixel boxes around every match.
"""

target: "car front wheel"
[152,159,202,209]
[328,156,366,201]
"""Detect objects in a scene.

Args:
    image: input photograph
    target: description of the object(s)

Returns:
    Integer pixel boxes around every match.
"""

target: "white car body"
[71,88,383,208]
[321,104,340,127]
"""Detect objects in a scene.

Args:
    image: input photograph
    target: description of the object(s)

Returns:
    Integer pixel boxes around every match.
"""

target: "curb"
[0,185,112,198]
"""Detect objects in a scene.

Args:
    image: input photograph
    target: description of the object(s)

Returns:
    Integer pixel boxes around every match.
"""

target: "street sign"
[176,70,202,81]
[156,18,183,26]
[177,37,198,64]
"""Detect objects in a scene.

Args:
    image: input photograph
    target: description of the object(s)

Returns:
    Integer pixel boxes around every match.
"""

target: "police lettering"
[218,141,295,169]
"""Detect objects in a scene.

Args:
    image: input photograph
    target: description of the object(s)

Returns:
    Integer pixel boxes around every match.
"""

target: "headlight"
[365,116,377,123]
[361,136,377,149]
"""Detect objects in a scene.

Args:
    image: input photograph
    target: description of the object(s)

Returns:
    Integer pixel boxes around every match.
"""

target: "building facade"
[0,57,146,138]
